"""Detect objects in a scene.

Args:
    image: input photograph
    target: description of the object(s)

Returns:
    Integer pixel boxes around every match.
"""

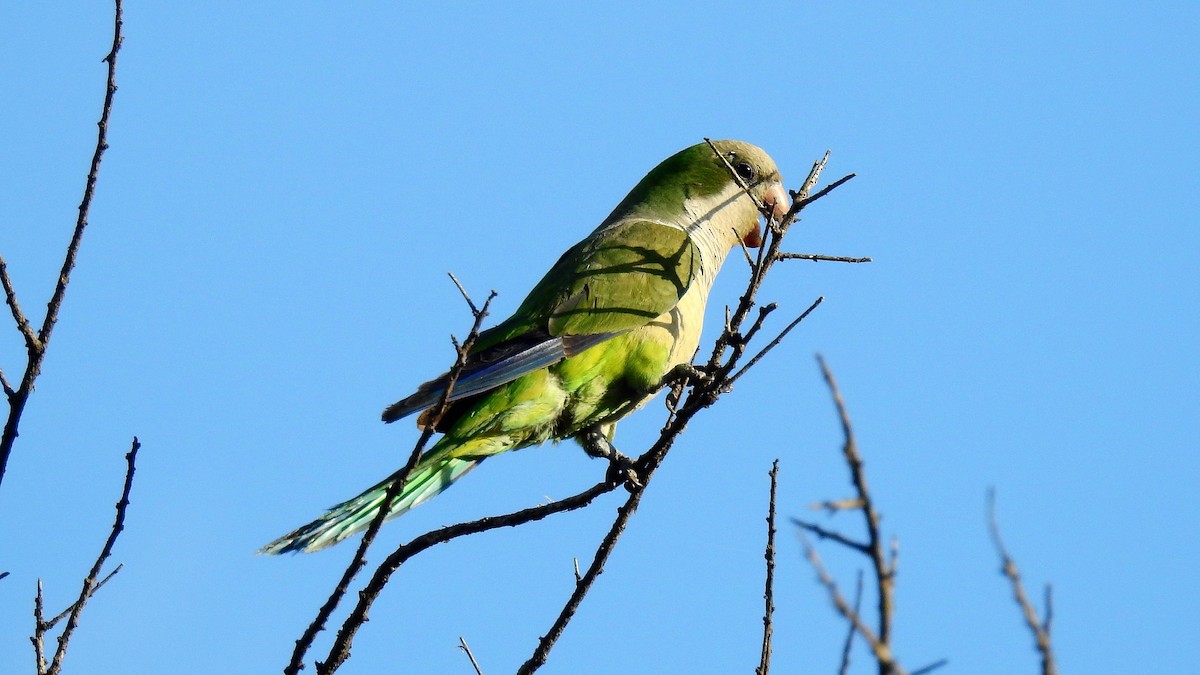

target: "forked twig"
[801,533,904,675]
[318,481,617,674]
[458,636,484,675]
[33,437,140,675]
[817,355,895,647]
[729,297,824,386]
[797,357,916,674]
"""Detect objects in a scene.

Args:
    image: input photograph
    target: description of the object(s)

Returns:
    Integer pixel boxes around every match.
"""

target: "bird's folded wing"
[380,331,618,423]
[382,220,700,423]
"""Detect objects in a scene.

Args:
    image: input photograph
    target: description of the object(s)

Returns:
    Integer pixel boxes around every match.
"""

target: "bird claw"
[605,454,644,491]
[662,362,715,413]
[614,462,643,492]
[663,362,713,388]
[581,428,617,460]
[580,428,643,490]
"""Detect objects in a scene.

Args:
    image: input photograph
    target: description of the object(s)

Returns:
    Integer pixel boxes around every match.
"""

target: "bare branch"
[756,460,780,675]
[809,498,866,513]
[33,580,47,675]
[911,658,950,675]
[839,571,864,675]
[741,303,779,347]
[816,355,895,651]
[796,173,857,210]
[448,271,491,317]
[797,358,956,675]
[776,253,872,264]
[0,257,39,352]
[458,637,484,675]
[288,289,498,675]
[792,518,870,556]
[0,0,123,491]
[728,297,824,386]
[734,229,756,269]
[516,481,656,674]
[794,152,831,204]
[801,533,906,675]
[33,436,139,675]
[987,490,1058,675]
[42,564,123,631]
[316,480,617,674]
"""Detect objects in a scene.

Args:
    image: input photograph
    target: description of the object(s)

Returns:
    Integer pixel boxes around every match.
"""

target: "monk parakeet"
[262,140,788,554]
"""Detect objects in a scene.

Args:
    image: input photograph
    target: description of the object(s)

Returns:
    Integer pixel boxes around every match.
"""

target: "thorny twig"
[0,0,123,491]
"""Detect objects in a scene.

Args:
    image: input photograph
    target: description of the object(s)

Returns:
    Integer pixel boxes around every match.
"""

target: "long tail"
[259,448,480,554]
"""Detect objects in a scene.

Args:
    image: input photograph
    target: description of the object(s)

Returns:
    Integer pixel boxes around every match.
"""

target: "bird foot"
[662,362,713,388]
[580,429,643,491]
[662,363,715,413]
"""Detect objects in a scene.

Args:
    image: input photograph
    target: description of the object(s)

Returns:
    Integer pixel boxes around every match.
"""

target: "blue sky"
[2,2,1197,673]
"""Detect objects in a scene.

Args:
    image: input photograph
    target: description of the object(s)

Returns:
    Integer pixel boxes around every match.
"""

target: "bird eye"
[734,161,756,182]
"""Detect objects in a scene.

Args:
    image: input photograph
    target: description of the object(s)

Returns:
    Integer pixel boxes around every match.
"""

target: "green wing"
[382,220,699,422]
[481,219,700,345]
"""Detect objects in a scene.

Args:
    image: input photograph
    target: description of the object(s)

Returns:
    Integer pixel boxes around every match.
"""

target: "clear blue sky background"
[2,3,1197,674]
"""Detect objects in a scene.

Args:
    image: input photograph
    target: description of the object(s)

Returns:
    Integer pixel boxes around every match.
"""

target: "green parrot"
[261,140,788,554]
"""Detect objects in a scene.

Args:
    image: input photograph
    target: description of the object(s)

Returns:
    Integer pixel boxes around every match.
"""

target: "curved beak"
[764,182,789,222]
[742,182,789,249]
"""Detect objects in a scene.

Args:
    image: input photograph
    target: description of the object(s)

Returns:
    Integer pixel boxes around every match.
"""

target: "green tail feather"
[259,450,479,554]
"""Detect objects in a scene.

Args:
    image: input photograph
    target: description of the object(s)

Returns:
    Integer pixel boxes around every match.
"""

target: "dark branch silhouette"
[32,437,139,675]
[756,460,780,675]
[319,480,616,674]
[0,0,124,492]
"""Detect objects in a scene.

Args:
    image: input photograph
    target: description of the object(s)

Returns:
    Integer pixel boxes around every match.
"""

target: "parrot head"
[604,139,788,250]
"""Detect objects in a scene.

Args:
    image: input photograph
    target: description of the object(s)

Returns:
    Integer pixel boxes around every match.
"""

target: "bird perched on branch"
[262,140,788,554]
